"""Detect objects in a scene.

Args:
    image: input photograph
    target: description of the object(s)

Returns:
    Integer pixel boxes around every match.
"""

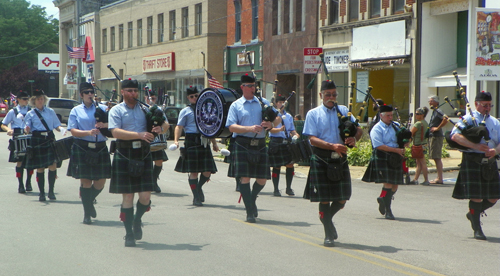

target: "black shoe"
[124,234,136,247]
[285,188,295,196]
[323,236,335,247]
[39,193,46,202]
[154,184,161,193]
[48,191,56,200]
[83,215,92,225]
[133,220,143,240]
[474,228,487,240]
[246,214,256,223]
[25,182,32,192]
[193,197,203,206]
[273,190,281,197]
[89,204,97,218]
[385,209,395,220]
[18,184,26,194]
[377,197,386,215]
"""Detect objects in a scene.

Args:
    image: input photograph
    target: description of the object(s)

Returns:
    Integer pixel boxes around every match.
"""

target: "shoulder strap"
[33,109,50,132]
[13,107,18,117]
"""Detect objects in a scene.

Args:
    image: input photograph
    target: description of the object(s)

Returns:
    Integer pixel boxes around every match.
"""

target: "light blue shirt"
[370,120,399,149]
[24,106,61,132]
[303,104,355,144]
[226,96,273,139]
[269,112,295,138]
[67,103,108,142]
[451,111,500,153]
[1,105,30,129]
[108,102,147,133]
[177,106,199,134]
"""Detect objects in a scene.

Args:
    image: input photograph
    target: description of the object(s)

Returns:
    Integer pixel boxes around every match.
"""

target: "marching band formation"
[2,71,499,248]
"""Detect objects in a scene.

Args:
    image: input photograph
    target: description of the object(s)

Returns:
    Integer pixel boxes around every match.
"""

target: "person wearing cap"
[174,86,219,206]
[427,95,448,184]
[303,80,362,247]
[24,89,64,202]
[1,91,34,193]
[67,82,111,224]
[368,98,384,135]
[108,78,169,247]
[145,89,169,194]
[362,104,408,220]
[226,74,280,223]
[268,94,299,197]
[450,91,500,240]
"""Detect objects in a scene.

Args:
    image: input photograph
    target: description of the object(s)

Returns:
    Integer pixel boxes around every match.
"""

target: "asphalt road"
[0,132,498,276]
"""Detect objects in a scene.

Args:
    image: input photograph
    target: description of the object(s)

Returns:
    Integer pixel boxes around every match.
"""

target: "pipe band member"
[146,89,169,194]
[362,104,408,220]
[226,74,280,223]
[303,80,362,247]
[108,78,169,247]
[450,91,499,240]
[268,94,299,197]
[24,89,63,202]
[1,90,33,193]
[174,86,218,206]
[67,82,111,224]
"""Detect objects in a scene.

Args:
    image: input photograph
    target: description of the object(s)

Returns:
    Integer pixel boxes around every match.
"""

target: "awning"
[427,67,467,87]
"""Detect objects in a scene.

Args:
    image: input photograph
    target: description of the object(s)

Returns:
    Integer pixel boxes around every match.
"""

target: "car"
[0,101,8,118]
[162,106,183,140]
[46,97,80,124]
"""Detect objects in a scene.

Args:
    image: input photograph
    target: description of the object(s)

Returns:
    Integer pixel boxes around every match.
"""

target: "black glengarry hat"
[80,82,93,92]
[148,89,157,96]
[379,104,393,113]
[275,94,286,102]
[33,89,45,97]
[187,86,198,95]
[241,73,255,84]
[321,80,336,91]
[475,91,492,102]
[17,91,29,98]
[121,78,139,89]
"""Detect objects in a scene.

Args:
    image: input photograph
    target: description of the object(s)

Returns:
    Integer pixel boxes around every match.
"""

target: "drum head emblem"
[195,90,224,138]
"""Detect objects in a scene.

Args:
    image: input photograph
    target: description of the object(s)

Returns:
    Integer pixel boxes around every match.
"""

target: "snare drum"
[54,136,74,161]
[13,134,32,159]
[150,133,168,152]
[194,88,241,138]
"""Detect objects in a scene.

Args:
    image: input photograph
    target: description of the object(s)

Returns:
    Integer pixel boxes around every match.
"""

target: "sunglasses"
[189,94,199,99]
[82,90,95,94]
[242,84,255,88]
[415,113,422,115]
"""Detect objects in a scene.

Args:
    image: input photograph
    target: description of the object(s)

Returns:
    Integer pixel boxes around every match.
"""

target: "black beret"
[17,91,29,98]
[475,91,492,102]
[32,89,45,97]
[121,78,138,89]
[187,86,198,95]
[321,80,336,91]
[80,82,94,92]
[379,104,393,113]
[275,94,286,102]
[241,73,255,84]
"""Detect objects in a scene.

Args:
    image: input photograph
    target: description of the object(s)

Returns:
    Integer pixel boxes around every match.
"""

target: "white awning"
[427,67,467,87]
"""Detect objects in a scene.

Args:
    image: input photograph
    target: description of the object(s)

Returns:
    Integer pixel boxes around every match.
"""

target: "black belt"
[32,130,55,139]
[185,133,201,144]
[115,139,149,149]
[74,139,107,149]
[270,137,289,144]
[313,147,344,160]
[235,136,266,148]
[463,152,496,165]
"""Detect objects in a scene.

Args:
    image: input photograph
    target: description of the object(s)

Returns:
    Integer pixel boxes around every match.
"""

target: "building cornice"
[320,13,412,33]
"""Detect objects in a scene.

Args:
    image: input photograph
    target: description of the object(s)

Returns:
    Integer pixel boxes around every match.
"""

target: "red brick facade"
[227,0,264,46]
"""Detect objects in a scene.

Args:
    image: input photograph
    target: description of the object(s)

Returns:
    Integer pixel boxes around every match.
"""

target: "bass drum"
[194,88,240,138]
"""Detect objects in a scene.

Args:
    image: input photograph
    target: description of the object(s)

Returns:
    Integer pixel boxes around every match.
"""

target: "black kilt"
[67,140,111,180]
[362,149,404,185]
[268,138,293,167]
[151,149,168,161]
[308,153,352,202]
[174,138,217,173]
[229,137,270,179]
[23,137,61,170]
[453,152,500,199]
[109,145,154,194]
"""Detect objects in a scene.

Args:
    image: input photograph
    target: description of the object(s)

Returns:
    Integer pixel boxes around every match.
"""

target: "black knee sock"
[199,174,210,187]
[189,178,199,198]
[330,201,345,218]
[120,207,134,235]
[240,183,253,215]
[251,181,265,202]
[481,200,496,213]
[285,167,294,189]
[469,201,483,229]
[90,185,103,201]
[26,169,33,185]
[272,168,280,191]
[153,165,162,183]
[16,167,23,186]
[80,187,92,216]
[37,172,45,194]
[135,200,151,222]
[48,170,57,192]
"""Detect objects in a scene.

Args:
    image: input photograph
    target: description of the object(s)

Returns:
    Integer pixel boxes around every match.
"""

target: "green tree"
[0,0,59,97]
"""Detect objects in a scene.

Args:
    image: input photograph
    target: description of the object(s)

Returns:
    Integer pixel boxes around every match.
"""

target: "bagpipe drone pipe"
[245,52,277,123]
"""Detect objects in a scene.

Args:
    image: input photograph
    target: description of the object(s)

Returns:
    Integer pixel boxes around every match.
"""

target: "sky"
[29,0,59,19]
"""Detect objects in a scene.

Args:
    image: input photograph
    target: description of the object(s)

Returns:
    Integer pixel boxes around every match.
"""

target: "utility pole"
[75,0,81,100]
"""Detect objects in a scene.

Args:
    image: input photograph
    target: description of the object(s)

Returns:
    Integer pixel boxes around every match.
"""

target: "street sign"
[28,80,35,83]
[38,53,60,72]
[303,47,323,74]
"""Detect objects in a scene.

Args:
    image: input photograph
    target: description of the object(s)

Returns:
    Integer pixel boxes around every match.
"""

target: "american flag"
[66,44,85,59]
[10,93,16,103]
[206,70,224,89]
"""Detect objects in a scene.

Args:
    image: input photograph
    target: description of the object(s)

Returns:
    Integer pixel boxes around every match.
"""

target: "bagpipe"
[87,65,113,138]
[392,107,413,149]
[107,64,166,137]
[246,52,278,123]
